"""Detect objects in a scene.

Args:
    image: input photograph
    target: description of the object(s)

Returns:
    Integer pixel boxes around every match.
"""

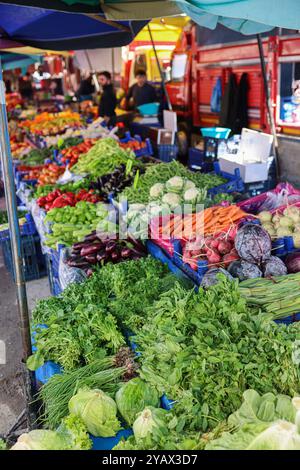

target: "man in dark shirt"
[98,71,117,124]
[125,69,157,110]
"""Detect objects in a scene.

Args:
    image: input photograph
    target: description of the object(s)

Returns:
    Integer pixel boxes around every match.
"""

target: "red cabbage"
[285,253,300,273]
[235,224,271,264]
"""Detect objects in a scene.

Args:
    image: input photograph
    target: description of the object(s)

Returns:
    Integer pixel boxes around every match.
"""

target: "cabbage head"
[10,430,67,450]
[69,388,121,437]
[162,193,181,211]
[149,183,165,199]
[115,378,160,426]
[133,406,168,440]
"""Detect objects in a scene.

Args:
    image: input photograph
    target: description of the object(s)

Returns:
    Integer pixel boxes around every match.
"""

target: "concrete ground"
[0,198,50,436]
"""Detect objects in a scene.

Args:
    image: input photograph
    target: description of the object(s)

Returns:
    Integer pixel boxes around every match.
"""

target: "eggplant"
[68,254,82,262]
[80,243,103,257]
[96,252,108,263]
[83,233,98,243]
[73,241,88,250]
[67,260,90,268]
[85,253,98,265]
[105,240,118,254]
[111,251,120,263]
[127,235,147,253]
[121,247,132,259]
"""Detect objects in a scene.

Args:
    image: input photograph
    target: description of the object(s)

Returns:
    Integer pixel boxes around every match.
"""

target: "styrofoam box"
[218,156,269,183]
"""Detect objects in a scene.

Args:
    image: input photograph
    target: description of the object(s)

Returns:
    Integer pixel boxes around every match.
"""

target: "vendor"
[98,71,117,125]
[76,73,95,102]
[123,69,157,111]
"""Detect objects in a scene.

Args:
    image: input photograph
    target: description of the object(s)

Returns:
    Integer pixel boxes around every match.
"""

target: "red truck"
[166,23,300,150]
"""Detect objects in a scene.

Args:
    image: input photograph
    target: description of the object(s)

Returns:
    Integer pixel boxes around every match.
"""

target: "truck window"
[134,53,147,76]
[280,61,300,124]
[171,53,187,81]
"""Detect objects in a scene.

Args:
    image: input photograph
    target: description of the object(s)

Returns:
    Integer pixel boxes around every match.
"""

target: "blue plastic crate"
[90,429,133,450]
[272,236,299,257]
[119,131,153,157]
[137,102,159,116]
[207,162,244,195]
[35,361,62,384]
[157,144,178,163]
[1,234,47,282]
[146,240,191,282]
[0,212,36,241]
[160,394,175,411]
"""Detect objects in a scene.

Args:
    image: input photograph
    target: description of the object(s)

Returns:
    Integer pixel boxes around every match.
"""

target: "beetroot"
[285,253,300,273]
[206,249,222,265]
[262,256,287,277]
[234,224,271,264]
[222,251,239,267]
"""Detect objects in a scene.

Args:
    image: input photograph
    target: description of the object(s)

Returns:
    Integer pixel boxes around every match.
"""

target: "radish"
[222,252,239,266]
[210,239,220,250]
[217,240,232,255]
[207,249,222,265]
[227,225,238,241]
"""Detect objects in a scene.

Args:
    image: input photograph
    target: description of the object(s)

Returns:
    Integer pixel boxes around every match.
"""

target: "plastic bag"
[238,183,300,214]
[210,77,222,114]
[58,246,87,290]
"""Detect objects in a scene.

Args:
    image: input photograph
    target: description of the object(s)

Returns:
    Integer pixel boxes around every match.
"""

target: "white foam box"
[218,156,269,183]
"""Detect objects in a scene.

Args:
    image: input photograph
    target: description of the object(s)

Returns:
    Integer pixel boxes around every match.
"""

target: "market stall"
[2,0,300,453]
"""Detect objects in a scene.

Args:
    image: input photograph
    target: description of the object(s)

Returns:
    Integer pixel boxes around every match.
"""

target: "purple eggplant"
[80,243,103,257]
[111,251,120,263]
[127,235,147,253]
[85,253,98,265]
[67,260,90,269]
[83,233,99,243]
[97,252,108,263]
[105,240,118,254]
[121,247,132,259]
[73,241,88,250]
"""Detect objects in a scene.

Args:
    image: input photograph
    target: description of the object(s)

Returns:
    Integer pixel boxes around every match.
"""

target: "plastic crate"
[1,234,47,282]
[119,131,153,157]
[208,162,244,196]
[157,144,178,163]
[91,429,133,450]
[0,213,36,241]
[137,102,159,116]
[46,249,63,296]
[188,148,215,172]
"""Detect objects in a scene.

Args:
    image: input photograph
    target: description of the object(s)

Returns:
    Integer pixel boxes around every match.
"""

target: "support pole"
[147,25,172,111]
[0,60,36,428]
[257,34,280,180]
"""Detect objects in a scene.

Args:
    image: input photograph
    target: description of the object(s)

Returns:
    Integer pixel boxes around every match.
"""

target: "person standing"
[98,71,117,124]
[76,73,95,102]
[124,69,157,110]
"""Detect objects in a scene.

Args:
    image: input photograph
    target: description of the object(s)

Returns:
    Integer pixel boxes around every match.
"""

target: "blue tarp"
[177,0,300,35]
[0,4,147,50]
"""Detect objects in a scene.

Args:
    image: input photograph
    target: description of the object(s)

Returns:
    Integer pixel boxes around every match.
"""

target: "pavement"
[0,197,50,435]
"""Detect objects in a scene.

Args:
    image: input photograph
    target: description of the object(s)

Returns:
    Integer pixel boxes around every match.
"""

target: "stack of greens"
[71,138,142,178]
[28,257,184,370]
[135,276,300,433]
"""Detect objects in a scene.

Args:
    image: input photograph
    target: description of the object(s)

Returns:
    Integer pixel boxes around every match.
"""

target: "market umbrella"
[0,4,147,51]
[0,52,40,73]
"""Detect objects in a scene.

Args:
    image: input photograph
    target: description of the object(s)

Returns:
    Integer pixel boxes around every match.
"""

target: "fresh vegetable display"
[119,160,226,205]
[206,390,300,450]
[258,205,300,245]
[37,188,100,212]
[135,277,300,432]
[90,164,143,202]
[67,232,147,273]
[59,139,96,167]
[239,271,300,319]
[119,140,148,152]
[37,164,65,186]
[17,147,53,164]
[20,111,83,136]
[44,202,113,248]
[71,138,141,178]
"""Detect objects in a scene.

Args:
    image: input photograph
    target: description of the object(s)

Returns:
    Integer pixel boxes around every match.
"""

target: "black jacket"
[126,82,157,108]
[99,84,117,117]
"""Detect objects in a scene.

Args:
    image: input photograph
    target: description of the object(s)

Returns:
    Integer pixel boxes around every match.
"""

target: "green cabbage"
[133,406,168,440]
[10,430,68,451]
[69,388,121,437]
[115,378,160,426]
[206,390,300,450]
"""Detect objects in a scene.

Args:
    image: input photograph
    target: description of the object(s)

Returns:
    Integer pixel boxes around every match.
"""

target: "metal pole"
[257,34,280,180]
[0,60,36,427]
[84,50,100,93]
[147,24,172,111]
[111,48,115,83]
